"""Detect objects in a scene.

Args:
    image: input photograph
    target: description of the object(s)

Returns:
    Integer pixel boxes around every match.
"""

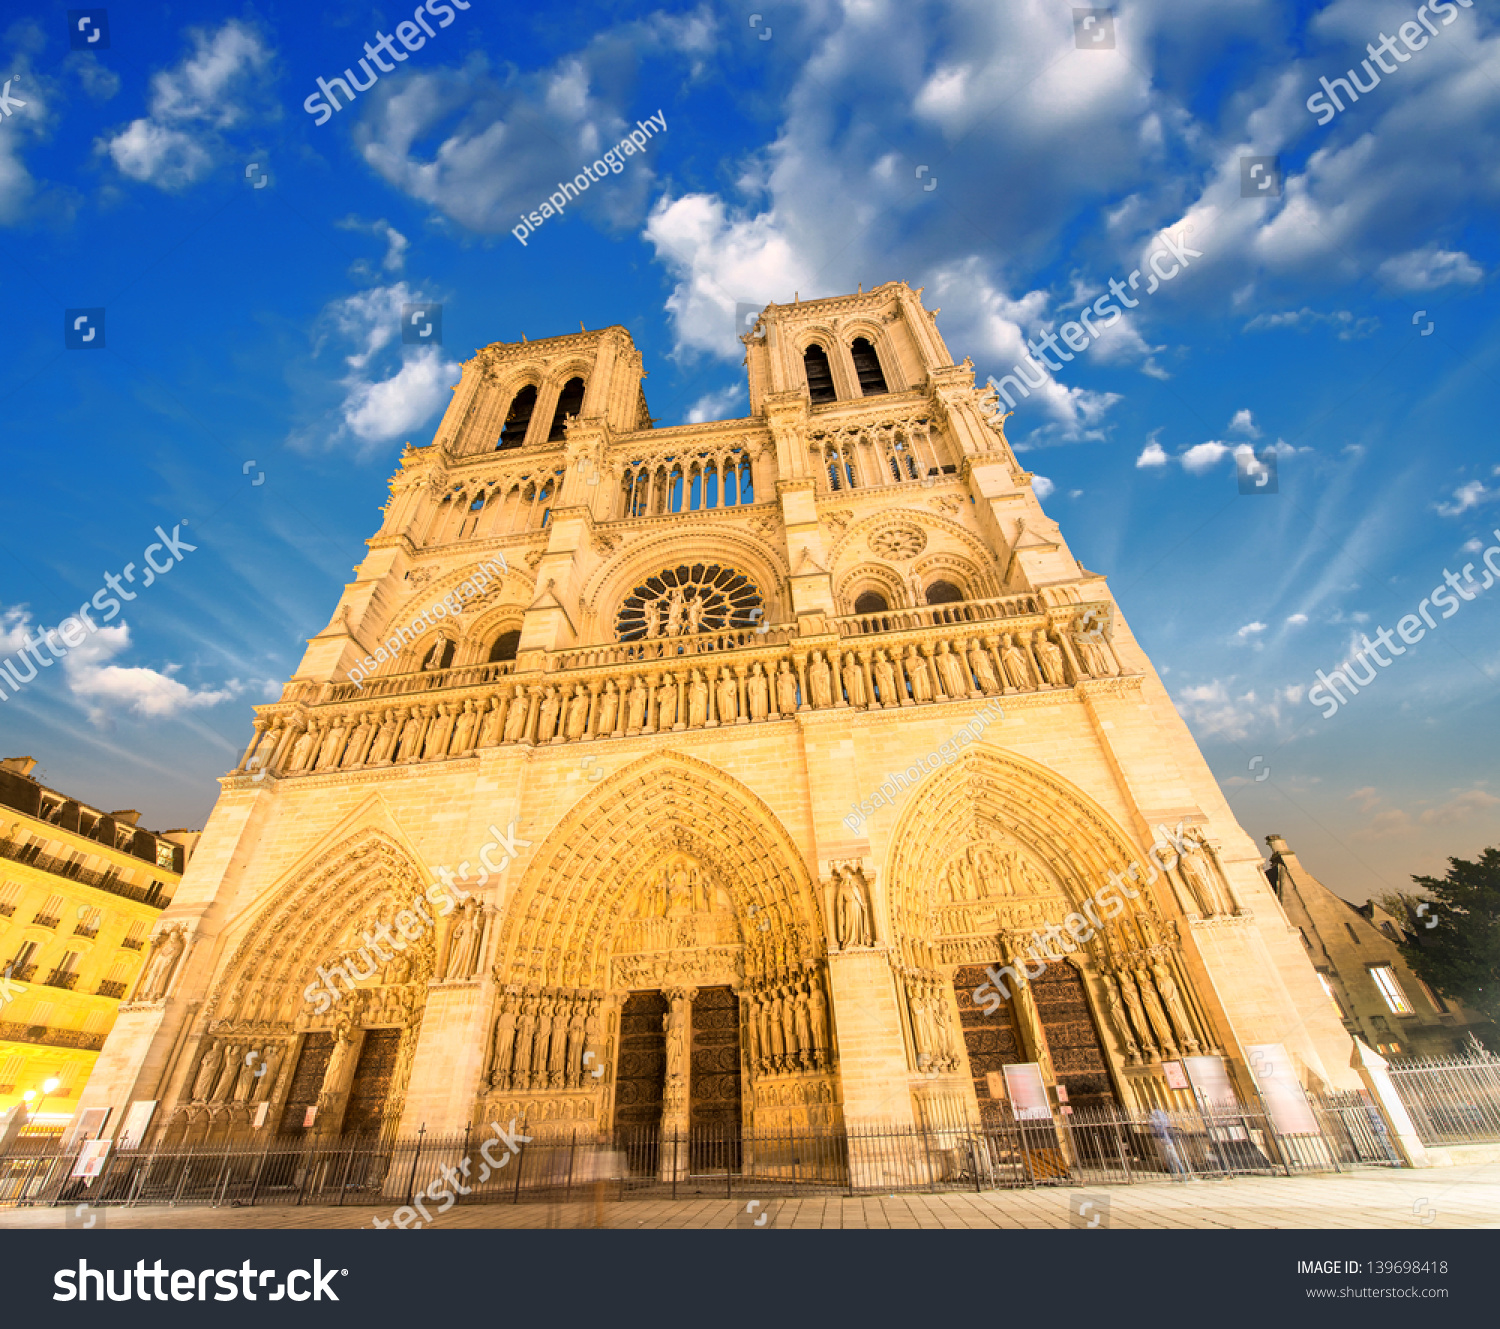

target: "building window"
[1415,978,1450,1015]
[488,629,521,664]
[498,385,537,450]
[853,591,889,616]
[1316,971,1347,1019]
[925,580,963,606]
[850,337,888,395]
[122,920,147,951]
[547,377,586,442]
[1343,921,1361,946]
[0,882,20,917]
[1370,965,1413,1015]
[74,908,101,938]
[616,565,764,642]
[420,637,456,671]
[803,344,836,404]
[33,894,65,928]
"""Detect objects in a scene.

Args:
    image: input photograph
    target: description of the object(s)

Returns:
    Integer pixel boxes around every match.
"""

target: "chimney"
[0,757,37,778]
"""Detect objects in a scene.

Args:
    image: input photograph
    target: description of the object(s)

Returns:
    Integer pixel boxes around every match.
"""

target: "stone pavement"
[4,1162,1497,1229]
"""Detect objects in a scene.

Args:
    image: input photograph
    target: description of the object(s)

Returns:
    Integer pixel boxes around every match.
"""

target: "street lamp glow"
[42,1077,60,1094]
[21,1090,35,1103]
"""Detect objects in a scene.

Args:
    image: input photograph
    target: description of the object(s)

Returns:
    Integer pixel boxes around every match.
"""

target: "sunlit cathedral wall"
[75,282,1358,1152]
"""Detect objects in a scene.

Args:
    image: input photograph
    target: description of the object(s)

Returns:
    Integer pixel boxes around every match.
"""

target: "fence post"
[405,1124,426,1207]
[1351,1039,1431,1168]
[511,1129,527,1205]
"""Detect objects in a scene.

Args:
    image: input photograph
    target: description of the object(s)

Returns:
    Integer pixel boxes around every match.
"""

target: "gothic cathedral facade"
[78,282,1356,1148]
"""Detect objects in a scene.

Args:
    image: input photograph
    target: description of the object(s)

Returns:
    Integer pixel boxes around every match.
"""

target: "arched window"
[925,580,963,606]
[488,629,521,663]
[850,337,888,395]
[421,637,456,671]
[803,344,836,404]
[498,385,537,450]
[547,377,586,442]
[853,591,889,615]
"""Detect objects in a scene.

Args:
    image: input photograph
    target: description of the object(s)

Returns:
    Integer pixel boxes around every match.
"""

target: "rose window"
[616,564,764,641]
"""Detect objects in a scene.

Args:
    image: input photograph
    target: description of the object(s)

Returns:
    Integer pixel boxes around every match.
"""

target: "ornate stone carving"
[869,524,927,560]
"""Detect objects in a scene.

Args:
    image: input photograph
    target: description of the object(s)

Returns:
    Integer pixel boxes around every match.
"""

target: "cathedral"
[77,281,1357,1151]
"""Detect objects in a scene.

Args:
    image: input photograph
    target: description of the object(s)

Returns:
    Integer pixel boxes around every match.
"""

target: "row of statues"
[902,972,960,1074]
[488,988,606,1092]
[189,1037,282,1105]
[238,616,1123,776]
[744,976,832,1075]
[1101,959,1205,1065]
[637,586,724,639]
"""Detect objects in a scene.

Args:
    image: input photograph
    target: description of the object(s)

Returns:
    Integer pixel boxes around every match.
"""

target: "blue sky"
[1,0,1496,903]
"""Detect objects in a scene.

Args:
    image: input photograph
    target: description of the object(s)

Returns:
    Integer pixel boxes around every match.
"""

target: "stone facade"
[0,757,189,1125]
[1266,834,1488,1059]
[74,281,1359,1148]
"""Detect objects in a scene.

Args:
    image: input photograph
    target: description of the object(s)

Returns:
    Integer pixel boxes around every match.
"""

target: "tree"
[1399,847,1500,1026]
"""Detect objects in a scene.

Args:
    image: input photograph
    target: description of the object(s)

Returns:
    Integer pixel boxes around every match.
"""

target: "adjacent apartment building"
[0,757,194,1123]
[1265,834,1490,1059]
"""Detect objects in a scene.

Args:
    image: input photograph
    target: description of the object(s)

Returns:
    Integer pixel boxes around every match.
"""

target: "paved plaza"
[4,1162,1497,1230]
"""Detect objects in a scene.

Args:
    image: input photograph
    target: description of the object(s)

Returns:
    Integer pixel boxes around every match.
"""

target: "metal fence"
[1388,1053,1500,1146]
[0,1091,1399,1213]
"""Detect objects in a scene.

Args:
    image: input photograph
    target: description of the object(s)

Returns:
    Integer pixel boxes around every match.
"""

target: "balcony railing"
[551,622,797,672]
[42,969,79,990]
[7,964,36,982]
[0,903,13,917]
[0,839,172,909]
[121,936,145,951]
[322,659,516,704]
[830,593,1041,637]
[73,923,99,938]
[0,1020,105,1051]
[95,980,128,999]
[31,914,60,929]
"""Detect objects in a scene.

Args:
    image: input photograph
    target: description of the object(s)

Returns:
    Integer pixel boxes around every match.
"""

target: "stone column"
[660,986,695,1180]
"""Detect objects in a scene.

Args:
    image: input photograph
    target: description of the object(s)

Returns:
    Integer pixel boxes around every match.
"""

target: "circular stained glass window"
[616,564,764,641]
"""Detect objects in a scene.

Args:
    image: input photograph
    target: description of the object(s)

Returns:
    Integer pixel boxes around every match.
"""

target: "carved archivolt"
[491,751,822,992]
[834,562,911,612]
[579,527,788,624]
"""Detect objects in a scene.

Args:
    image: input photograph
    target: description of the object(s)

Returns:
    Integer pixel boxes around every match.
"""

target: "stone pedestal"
[398,978,494,1134]
[824,947,913,1127]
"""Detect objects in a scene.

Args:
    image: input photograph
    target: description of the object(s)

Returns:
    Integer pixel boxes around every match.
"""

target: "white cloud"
[1136,441,1168,468]
[683,382,747,425]
[1376,247,1483,292]
[1242,307,1379,339]
[99,21,275,190]
[1228,409,1260,438]
[0,605,233,725]
[341,348,459,446]
[1032,475,1055,499]
[1435,480,1489,518]
[1236,621,1267,639]
[1286,612,1308,625]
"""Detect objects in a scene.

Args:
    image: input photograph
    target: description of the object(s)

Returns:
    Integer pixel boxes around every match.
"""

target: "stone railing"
[235,601,1127,779]
[830,593,1039,637]
[0,1020,106,1051]
[320,658,517,704]
[550,622,798,672]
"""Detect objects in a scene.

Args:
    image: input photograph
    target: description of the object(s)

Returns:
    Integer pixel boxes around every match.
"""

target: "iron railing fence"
[0,1091,1400,1212]
[1387,1053,1500,1146]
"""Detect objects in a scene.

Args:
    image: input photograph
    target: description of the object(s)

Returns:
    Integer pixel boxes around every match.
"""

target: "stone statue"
[451,699,479,753]
[396,708,426,761]
[776,660,799,713]
[842,654,867,708]
[565,686,590,740]
[138,925,185,1001]
[835,868,873,948]
[642,598,662,639]
[686,593,705,635]
[537,687,561,743]
[1072,617,1119,677]
[565,1000,587,1087]
[664,1003,687,1080]
[596,679,619,734]
[664,586,687,637]
[1102,972,1140,1062]
[1136,965,1178,1055]
[747,664,769,720]
[513,998,538,1091]
[317,720,348,770]
[793,991,813,1065]
[491,999,518,1087]
[1150,959,1198,1052]
[248,724,280,773]
[808,652,834,708]
[1000,634,1032,690]
[444,900,480,979]
[288,726,318,772]
[716,668,737,723]
[1117,969,1157,1057]
[968,640,1000,694]
[251,1045,281,1102]
[906,647,933,702]
[504,688,531,742]
[192,1039,224,1101]
[626,676,649,731]
[874,650,898,705]
[1034,631,1066,687]
[688,671,708,727]
[808,981,829,1058]
[656,676,678,729]
[425,702,456,756]
[1179,829,1233,916]
[936,641,968,697]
